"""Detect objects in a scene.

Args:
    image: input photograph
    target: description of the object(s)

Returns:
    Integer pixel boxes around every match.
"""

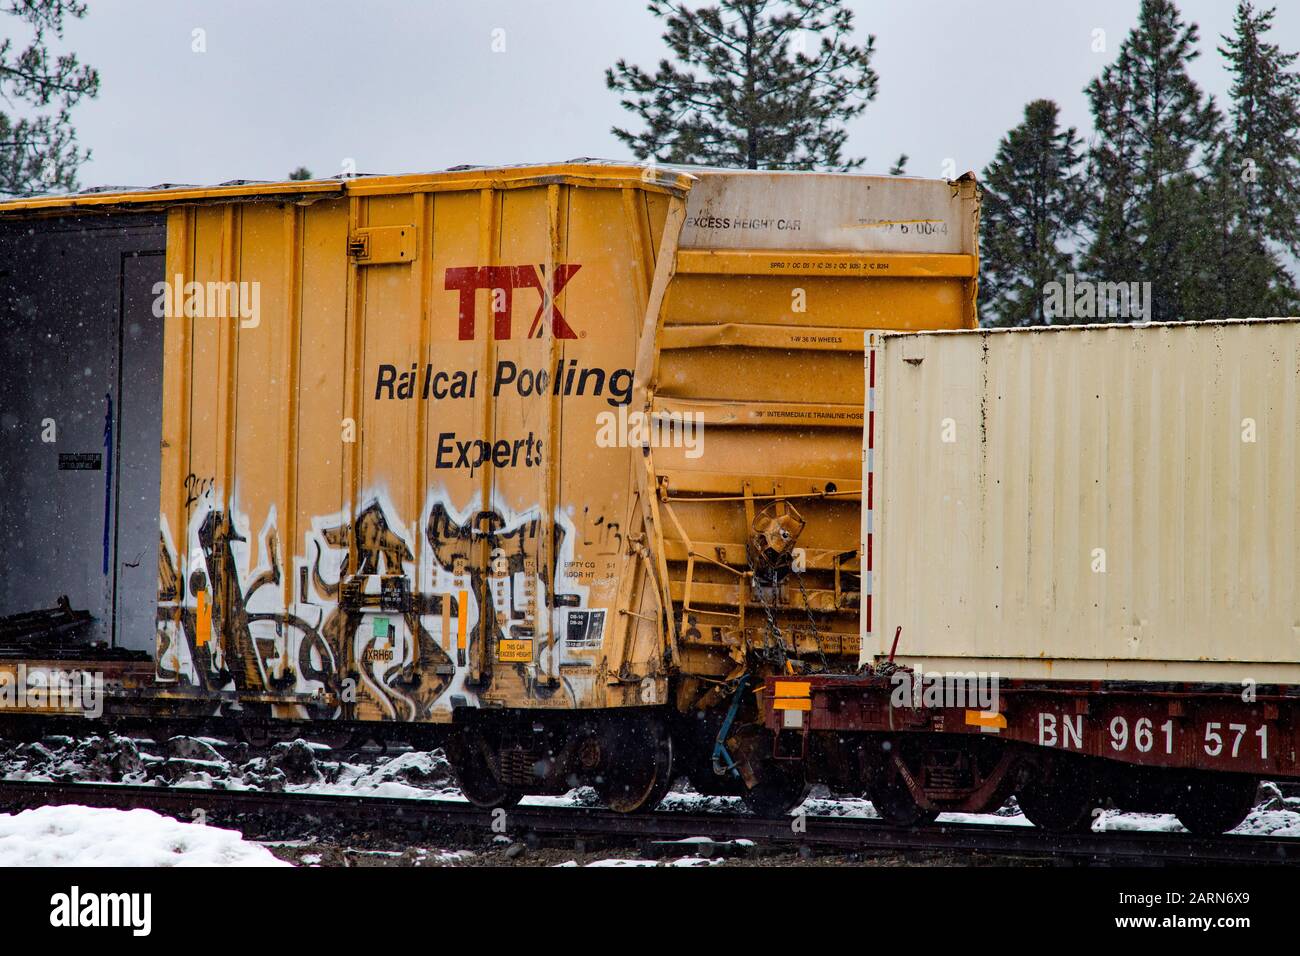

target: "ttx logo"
[444,264,581,340]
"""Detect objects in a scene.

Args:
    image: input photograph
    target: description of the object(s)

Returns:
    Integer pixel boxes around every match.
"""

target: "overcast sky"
[45,0,1300,188]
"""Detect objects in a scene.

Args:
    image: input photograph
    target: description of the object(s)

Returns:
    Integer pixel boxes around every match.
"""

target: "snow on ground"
[1233,809,1300,837]
[0,804,289,867]
[527,785,1300,836]
[3,734,1299,837]
[0,734,463,798]
[554,855,721,867]
[286,751,463,800]
[582,858,665,867]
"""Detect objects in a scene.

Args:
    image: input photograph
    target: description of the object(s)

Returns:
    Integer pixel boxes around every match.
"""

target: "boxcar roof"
[0,160,701,217]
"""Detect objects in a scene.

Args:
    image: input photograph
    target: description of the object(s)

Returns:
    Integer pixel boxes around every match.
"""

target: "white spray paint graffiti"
[155,484,607,721]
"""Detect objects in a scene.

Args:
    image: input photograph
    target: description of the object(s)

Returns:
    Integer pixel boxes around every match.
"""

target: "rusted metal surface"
[765,674,1300,780]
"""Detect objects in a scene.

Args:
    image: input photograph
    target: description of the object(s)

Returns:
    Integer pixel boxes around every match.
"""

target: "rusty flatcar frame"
[765,673,1300,780]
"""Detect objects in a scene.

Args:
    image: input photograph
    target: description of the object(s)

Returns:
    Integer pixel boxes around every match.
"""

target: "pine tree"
[979,100,1088,327]
[1183,1,1300,320]
[607,0,904,171]
[1184,142,1295,320]
[1219,2,1300,256]
[0,0,98,197]
[1082,0,1220,322]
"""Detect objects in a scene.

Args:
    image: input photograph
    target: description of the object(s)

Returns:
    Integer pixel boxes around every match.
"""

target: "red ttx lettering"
[444,264,581,340]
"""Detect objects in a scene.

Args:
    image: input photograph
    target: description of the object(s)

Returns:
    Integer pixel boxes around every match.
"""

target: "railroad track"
[0,778,1295,865]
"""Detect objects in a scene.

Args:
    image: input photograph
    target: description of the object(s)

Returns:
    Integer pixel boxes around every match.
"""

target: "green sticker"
[372,616,389,638]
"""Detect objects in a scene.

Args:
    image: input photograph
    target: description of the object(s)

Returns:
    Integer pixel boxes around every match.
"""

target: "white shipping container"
[863,319,1300,683]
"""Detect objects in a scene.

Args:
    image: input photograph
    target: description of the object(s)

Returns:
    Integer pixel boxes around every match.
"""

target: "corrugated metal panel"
[865,319,1300,682]
[0,163,986,723]
[152,174,686,720]
[643,172,980,671]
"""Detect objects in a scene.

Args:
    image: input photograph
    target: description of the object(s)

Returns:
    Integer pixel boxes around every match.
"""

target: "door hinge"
[348,224,418,265]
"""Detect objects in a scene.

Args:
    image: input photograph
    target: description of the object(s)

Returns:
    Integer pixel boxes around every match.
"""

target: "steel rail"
[0,779,1295,865]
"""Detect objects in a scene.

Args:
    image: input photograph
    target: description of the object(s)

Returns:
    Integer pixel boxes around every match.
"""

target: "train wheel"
[1016,755,1098,833]
[594,716,673,813]
[1176,776,1257,836]
[741,762,809,818]
[687,769,746,797]
[723,724,808,817]
[867,761,939,827]
[445,731,521,810]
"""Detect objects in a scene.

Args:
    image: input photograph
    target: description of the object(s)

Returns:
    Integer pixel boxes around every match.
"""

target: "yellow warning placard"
[498,639,533,663]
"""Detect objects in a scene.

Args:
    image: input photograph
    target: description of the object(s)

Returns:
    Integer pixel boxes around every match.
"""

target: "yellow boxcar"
[0,162,978,809]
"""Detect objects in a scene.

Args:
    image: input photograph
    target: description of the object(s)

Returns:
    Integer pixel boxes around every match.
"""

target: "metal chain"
[746,567,831,674]
[793,570,831,673]
[751,575,790,668]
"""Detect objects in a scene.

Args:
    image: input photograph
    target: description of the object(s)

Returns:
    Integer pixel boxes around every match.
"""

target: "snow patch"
[0,804,289,867]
